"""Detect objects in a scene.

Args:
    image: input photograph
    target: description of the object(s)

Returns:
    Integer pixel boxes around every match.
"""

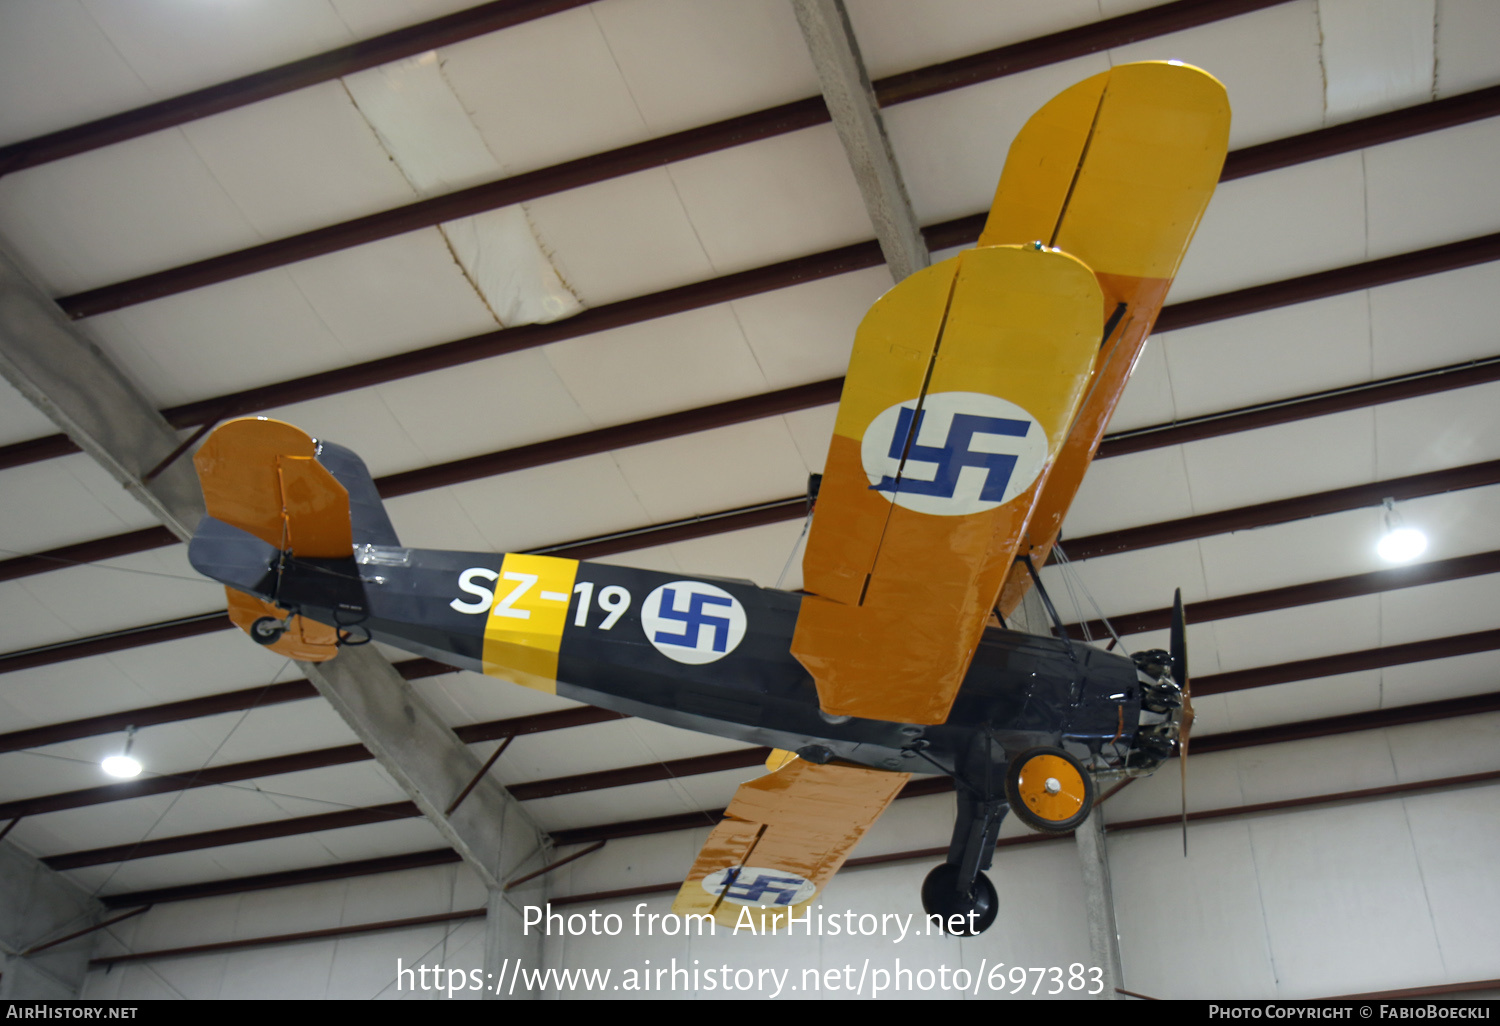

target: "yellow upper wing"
[988,61,1231,617]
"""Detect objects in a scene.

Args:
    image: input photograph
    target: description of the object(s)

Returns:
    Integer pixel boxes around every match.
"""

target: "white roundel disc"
[860,391,1049,516]
[641,581,747,665]
[702,866,817,907]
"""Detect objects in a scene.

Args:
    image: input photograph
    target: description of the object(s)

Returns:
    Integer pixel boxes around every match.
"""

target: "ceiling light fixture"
[1376,497,1427,563]
[101,726,142,779]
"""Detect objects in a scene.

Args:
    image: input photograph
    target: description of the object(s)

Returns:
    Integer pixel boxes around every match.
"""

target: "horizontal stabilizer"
[193,418,353,559]
[671,760,908,930]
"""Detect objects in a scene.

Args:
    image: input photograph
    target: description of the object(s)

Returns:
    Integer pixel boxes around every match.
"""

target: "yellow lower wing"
[791,62,1230,724]
[792,246,1102,724]
[672,759,909,930]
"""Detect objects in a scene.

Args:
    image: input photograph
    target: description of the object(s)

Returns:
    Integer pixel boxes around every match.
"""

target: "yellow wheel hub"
[1015,753,1087,823]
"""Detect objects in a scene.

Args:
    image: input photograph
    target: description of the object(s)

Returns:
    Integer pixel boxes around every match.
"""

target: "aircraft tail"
[189,417,397,661]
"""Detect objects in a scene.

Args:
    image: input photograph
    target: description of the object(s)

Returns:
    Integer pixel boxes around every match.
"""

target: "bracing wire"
[0,545,222,587]
[774,511,813,590]
[1055,551,1093,644]
[1052,543,1126,652]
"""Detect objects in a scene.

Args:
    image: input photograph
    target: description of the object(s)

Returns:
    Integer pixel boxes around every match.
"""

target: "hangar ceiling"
[0,0,1498,973]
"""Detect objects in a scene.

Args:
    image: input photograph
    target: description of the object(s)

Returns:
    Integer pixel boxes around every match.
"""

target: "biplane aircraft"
[187,61,1229,935]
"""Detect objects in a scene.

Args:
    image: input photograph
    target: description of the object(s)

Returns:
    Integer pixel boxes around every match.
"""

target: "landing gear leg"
[922,792,1004,935]
[249,616,288,645]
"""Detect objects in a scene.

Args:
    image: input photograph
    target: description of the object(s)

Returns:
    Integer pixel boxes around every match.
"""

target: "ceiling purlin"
[1068,549,1500,639]
[6,403,1499,680]
[2,226,1496,594]
[5,86,1498,476]
[61,690,1500,907]
[0,0,593,176]
[1063,458,1500,561]
[7,451,1500,676]
[0,687,618,757]
[7,615,1499,827]
[42,0,1290,322]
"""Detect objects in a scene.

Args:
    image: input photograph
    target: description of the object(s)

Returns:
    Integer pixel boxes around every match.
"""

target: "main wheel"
[1005,746,1094,833]
[920,864,998,936]
[249,616,286,646]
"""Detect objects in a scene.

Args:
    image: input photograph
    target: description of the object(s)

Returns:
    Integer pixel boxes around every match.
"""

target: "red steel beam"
[0,527,177,583]
[375,380,844,499]
[0,680,316,754]
[1220,83,1500,182]
[9,508,1494,755]
[6,451,1498,691]
[0,612,229,675]
[88,904,489,968]
[3,224,1497,587]
[1157,231,1500,334]
[0,746,372,820]
[547,767,1500,912]
[97,847,465,909]
[1334,978,1500,1001]
[5,0,1289,181]
[0,727,751,821]
[1096,355,1500,459]
[44,801,418,872]
[0,676,620,759]
[22,906,152,957]
[1192,690,1500,753]
[1106,769,1500,833]
[88,688,1500,906]
[1064,459,1500,561]
[30,654,1500,868]
[0,0,592,177]
[1066,549,1500,639]
[36,716,635,869]
[49,0,1291,321]
[1192,629,1500,698]
[7,82,1497,477]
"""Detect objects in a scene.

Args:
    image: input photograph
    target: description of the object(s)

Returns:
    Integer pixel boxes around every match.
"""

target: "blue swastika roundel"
[861,391,1050,516]
[641,581,748,665]
[701,866,817,907]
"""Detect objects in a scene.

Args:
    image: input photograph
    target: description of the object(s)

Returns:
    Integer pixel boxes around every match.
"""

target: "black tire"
[920,864,998,936]
[1005,746,1095,833]
[249,617,286,645]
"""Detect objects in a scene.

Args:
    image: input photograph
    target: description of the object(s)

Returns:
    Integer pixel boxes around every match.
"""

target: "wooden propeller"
[1171,589,1193,856]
